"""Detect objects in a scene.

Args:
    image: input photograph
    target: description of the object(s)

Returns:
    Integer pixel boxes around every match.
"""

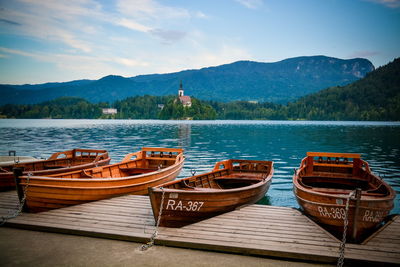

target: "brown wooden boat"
[293,152,395,243]
[14,147,184,212]
[148,159,274,227]
[0,149,110,191]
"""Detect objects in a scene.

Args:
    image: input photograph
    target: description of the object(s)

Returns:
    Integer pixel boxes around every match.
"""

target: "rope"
[337,190,356,267]
[0,172,30,226]
[140,187,165,251]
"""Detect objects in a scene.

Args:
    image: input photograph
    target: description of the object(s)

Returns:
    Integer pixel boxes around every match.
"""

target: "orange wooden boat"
[0,149,110,191]
[293,152,395,243]
[14,147,184,212]
[148,159,274,227]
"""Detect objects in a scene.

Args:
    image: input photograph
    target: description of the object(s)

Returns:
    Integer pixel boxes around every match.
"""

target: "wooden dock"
[1,190,399,265]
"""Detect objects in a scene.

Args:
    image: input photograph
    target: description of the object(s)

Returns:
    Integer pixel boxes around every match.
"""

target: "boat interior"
[0,149,108,172]
[298,153,391,197]
[164,160,272,191]
[48,149,183,179]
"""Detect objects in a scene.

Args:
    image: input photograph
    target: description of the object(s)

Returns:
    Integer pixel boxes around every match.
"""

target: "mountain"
[286,57,400,120]
[0,56,374,105]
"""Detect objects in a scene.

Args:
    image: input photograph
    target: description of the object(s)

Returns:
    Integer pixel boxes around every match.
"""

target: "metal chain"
[140,187,165,251]
[337,190,356,267]
[0,173,30,226]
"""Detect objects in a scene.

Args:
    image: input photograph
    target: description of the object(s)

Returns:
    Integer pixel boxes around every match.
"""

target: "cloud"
[365,0,400,8]
[195,11,207,19]
[150,29,187,44]
[113,57,149,67]
[151,44,253,75]
[0,1,101,53]
[0,47,42,59]
[0,0,213,83]
[116,0,190,20]
[0,46,149,69]
[0,18,22,26]
[235,0,264,9]
[347,50,380,58]
[116,18,151,32]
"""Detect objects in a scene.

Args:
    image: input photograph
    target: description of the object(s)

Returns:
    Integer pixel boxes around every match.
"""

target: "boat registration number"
[165,199,204,212]
[318,206,346,219]
[317,206,385,222]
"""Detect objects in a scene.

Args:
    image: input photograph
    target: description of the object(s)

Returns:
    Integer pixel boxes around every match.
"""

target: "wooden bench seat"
[44,165,67,170]
[119,167,158,175]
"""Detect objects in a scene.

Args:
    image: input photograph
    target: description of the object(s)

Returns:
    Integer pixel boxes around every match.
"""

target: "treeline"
[285,57,400,121]
[0,97,104,119]
[0,95,218,120]
[0,58,399,121]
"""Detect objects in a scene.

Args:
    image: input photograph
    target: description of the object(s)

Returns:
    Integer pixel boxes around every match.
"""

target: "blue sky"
[0,0,399,84]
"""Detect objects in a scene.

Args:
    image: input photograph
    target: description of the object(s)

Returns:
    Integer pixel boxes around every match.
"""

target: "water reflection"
[1,119,399,213]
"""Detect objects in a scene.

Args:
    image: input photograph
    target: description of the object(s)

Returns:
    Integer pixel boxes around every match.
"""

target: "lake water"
[0,119,399,214]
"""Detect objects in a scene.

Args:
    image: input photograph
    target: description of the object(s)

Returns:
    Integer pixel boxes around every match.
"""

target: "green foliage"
[0,97,102,119]
[159,98,217,120]
[0,58,398,121]
[0,56,374,105]
[208,101,285,120]
[113,95,173,119]
[285,58,400,121]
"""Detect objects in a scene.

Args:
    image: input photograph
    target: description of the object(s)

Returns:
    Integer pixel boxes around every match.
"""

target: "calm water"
[1,119,399,214]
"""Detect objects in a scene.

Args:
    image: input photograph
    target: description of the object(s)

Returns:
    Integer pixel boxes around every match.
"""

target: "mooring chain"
[140,187,165,251]
[0,172,31,226]
[337,190,356,267]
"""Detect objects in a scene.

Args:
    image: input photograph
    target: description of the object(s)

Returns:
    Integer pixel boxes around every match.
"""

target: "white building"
[102,108,118,115]
[177,81,192,107]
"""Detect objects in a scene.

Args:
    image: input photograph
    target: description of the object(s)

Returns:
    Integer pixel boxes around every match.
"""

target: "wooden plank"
[307,152,360,158]
[1,191,399,265]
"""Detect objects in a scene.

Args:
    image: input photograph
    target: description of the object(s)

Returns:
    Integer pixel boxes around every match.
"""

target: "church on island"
[177,81,192,107]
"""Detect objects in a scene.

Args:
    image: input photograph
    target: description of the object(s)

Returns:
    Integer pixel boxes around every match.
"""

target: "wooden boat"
[148,159,274,227]
[14,147,184,212]
[0,149,110,191]
[0,151,41,166]
[293,152,395,243]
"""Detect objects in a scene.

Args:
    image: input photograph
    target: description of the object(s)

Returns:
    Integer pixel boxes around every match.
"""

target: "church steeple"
[178,80,184,97]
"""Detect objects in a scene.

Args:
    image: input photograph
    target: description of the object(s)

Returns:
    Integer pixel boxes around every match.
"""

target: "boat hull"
[294,187,394,242]
[149,180,271,227]
[15,148,184,212]
[293,152,395,243]
[149,159,273,227]
[0,149,110,191]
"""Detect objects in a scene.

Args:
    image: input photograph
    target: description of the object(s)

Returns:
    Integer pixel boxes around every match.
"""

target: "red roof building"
[177,81,192,107]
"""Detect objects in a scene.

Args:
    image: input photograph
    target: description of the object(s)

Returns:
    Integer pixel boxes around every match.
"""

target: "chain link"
[140,187,165,251]
[337,190,356,267]
[0,172,30,226]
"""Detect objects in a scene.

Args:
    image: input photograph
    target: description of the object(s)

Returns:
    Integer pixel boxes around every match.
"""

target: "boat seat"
[181,179,222,190]
[311,188,355,194]
[0,167,9,173]
[80,170,93,178]
[119,167,158,175]
[215,177,262,183]
[189,187,224,192]
[366,184,388,196]
[44,165,66,170]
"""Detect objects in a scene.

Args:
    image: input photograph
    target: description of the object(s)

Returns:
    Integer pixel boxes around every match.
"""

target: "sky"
[0,0,399,85]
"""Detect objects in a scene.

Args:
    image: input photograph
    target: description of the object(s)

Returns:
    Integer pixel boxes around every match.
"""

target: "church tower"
[178,80,184,97]
[177,80,192,107]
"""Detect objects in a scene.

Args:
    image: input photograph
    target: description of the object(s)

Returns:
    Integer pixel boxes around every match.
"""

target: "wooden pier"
[1,190,399,265]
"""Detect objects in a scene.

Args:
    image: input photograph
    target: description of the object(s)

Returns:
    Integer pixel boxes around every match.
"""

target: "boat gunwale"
[17,148,185,183]
[151,159,274,194]
[20,163,185,190]
[293,157,396,202]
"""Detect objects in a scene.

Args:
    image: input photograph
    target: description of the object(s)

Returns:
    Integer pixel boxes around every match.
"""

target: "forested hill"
[1,58,397,121]
[0,56,373,105]
[286,58,400,121]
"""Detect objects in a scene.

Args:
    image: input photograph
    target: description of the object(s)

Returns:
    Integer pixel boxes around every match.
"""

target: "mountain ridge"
[0,55,374,105]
